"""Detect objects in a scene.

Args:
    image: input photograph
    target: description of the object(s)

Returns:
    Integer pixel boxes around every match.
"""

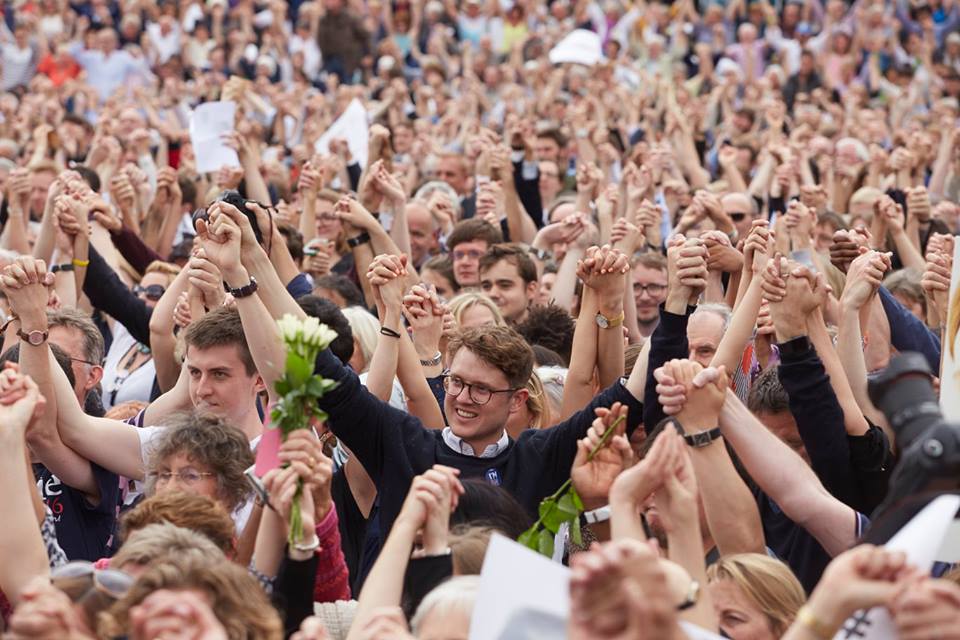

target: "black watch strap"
[225,276,258,299]
[683,427,723,448]
[347,232,371,248]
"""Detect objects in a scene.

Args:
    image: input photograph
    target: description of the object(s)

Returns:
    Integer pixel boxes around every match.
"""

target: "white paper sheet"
[189,101,240,174]
[314,98,369,168]
[469,534,569,640]
[831,495,960,640]
[548,29,605,66]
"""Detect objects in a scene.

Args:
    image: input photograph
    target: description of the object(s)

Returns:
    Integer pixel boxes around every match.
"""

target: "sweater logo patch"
[484,468,501,486]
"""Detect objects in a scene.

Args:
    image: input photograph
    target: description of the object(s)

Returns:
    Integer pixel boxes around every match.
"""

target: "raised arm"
[837,251,890,427]
[2,257,102,501]
[348,466,462,640]
[718,384,857,557]
[197,204,287,398]
[0,371,51,604]
[149,264,193,393]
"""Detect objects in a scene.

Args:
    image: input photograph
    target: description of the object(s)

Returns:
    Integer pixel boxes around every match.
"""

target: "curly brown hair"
[143,412,254,513]
[119,492,237,554]
[98,555,282,640]
[447,325,534,389]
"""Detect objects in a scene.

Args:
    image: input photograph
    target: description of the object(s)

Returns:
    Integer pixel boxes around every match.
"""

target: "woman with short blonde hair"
[707,553,805,639]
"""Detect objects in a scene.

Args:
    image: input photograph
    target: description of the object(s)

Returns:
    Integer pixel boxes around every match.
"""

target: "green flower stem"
[523,414,626,535]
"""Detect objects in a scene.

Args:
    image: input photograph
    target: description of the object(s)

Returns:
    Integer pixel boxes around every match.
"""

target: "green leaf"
[571,513,582,546]
[537,529,554,558]
[538,500,563,534]
[274,377,291,397]
[557,493,579,518]
[570,489,584,512]
[286,352,312,387]
[518,528,539,550]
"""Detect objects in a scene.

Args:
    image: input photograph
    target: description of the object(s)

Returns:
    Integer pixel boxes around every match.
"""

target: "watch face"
[27,331,44,346]
[595,313,608,329]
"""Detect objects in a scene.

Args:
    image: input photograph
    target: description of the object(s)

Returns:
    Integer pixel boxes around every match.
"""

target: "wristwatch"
[18,328,49,346]
[529,246,552,262]
[347,231,371,248]
[419,351,442,367]
[583,505,611,524]
[683,426,723,448]
[225,276,258,299]
[595,311,624,329]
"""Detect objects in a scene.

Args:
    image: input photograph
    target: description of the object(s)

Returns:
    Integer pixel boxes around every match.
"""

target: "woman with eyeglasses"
[140,413,254,527]
[100,261,179,411]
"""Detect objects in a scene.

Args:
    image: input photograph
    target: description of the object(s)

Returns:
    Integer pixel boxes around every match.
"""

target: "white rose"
[277,314,304,344]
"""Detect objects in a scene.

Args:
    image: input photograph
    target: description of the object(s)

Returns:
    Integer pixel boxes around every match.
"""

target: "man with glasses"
[631,252,669,338]
[445,218,503,288]
[47,308,105,414]
[298,249,647,536]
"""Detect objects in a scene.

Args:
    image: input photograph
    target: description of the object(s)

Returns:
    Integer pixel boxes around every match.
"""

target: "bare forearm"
[690,443,765,556]
[242,248,306,321]
[712,277,762,373]
[719,390,857,556]
[837,302,887,428]
[808,311,869,436]
[0,440,50,603]
[550,247,583,313]
[396,333,444,428]
[890,229,925,271]
[560,287,599,420]
[32,202,58,261]
[366,307,401,402]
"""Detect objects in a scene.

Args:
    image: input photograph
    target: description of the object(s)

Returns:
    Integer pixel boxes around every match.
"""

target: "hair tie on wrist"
[379,326,402,339]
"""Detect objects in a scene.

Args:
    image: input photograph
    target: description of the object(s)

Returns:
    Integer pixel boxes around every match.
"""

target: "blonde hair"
[524,369,547,429]
[450,526,495,575]
[448,292,505,327]
[707,553,805,636]
[143,260,181,289]
[341,306,380,373]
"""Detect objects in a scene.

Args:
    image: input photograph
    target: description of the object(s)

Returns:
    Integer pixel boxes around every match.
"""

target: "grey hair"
[411,576,480,633]
[691,302,732,333]
[414,181,463,219]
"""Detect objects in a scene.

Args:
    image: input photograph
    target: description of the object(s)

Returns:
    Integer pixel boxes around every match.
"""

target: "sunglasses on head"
[52,561,135,601]
[133,284,166,301]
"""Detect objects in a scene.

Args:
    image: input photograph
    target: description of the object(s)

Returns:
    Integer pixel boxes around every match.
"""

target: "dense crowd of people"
[0,0,959,638]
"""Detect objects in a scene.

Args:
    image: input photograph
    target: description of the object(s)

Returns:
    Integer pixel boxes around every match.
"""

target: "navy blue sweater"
[313,349,643,538]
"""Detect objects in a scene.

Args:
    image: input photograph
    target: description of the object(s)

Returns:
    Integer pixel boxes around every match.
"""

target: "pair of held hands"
[8,577,231,640]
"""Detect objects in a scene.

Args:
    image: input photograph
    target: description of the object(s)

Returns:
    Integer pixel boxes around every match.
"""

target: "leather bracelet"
[380,326,402,339]
[347,232,371,248]
[52,263,75,273]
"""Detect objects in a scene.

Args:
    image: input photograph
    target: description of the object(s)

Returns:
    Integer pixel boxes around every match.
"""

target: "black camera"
[866,352,960,523]
[191,190,264,244]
